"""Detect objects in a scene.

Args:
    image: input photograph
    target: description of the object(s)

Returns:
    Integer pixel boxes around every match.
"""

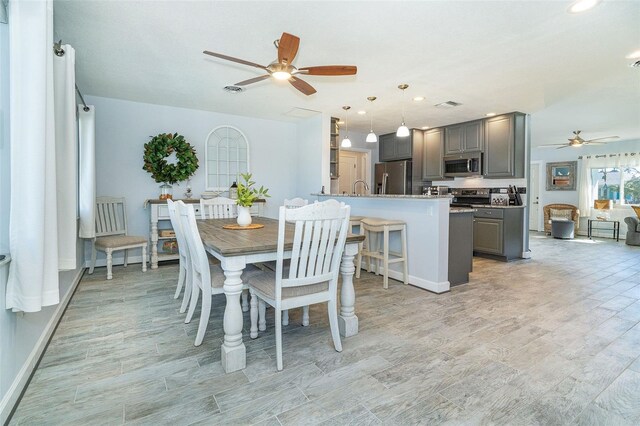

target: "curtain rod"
[53,41,90,112]
[578,152,639,159]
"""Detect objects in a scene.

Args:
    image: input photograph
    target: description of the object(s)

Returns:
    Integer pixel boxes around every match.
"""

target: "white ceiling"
[54,1,640,147]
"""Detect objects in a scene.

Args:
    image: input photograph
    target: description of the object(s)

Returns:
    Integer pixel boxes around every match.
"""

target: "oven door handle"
[467,159,471,173]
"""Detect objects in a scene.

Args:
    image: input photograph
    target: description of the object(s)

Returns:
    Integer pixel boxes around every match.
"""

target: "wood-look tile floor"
[9,234,640,425]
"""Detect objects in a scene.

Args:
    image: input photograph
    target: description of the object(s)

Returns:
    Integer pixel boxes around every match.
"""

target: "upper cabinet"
[444,120,484,155]
[379,131,414,162]
[422,127,446,180]
[483,112,526,178]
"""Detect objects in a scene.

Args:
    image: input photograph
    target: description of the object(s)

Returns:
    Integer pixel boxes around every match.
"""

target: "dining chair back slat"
[95,197,128,237]
[200,197,237,219]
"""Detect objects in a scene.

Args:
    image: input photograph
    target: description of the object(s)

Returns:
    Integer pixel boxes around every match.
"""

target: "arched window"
[204,126,249,191]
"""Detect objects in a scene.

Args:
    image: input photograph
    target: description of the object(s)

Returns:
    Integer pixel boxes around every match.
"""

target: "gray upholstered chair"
[625,216,640,246]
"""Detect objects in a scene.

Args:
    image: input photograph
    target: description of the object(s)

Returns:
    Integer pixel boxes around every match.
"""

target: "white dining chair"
[166,199,191,313]
[89,197,147,280]
[177,201,259,346]
[283,197,309,209]
[200,196,237,219]
[249,199,351,370]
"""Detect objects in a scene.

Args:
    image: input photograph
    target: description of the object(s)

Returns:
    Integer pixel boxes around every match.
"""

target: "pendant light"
[366,96,378,143]
[341,106,352,147]
[396,84,410,137]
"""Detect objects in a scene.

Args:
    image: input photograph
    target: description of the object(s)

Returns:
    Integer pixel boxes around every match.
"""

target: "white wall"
[295,114,327,197]
[85,95,302,263]
[0,22,84,422]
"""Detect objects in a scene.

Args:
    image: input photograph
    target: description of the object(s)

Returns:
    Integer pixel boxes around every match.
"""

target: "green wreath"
[142,133,199,184]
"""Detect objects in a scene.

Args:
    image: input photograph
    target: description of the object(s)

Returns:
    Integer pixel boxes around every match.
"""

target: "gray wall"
[0,22,84,422]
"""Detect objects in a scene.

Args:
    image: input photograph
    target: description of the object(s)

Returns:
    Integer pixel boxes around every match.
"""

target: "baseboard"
[361,267,450,294]
[84,255,146,268]
[0,267,85,425]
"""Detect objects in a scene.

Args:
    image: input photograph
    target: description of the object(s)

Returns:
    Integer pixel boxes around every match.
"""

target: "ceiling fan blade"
[556,145,571,149]
[584,142,606,145]
[278,32,300,65]
[298,65,357,76]
[538,143,568,147]
[235,75,271,86]
[585,136,620,143]
[289,76,316,96]
[203,50,267,70]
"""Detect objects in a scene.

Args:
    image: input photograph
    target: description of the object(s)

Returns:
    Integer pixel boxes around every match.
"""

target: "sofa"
[543,204,580,235]
[625,216,640,246]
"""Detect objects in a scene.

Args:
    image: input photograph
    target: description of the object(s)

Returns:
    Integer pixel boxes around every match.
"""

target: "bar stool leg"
[365,228,373,274]
[383,226,389,289]
[356,225,363,279]
[401,225,408,284]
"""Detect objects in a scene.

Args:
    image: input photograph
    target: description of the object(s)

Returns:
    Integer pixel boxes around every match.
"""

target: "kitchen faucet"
[353,179,369,194]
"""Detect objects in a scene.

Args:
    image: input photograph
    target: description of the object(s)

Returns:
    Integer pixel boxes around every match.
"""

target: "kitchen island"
[314,193,452,293]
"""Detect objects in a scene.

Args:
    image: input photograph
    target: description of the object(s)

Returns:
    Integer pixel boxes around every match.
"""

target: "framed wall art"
[546,161,577,191]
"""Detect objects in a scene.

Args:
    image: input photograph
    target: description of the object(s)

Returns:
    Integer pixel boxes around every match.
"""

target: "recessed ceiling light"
[626,50,640,59]
[357,110,366,115]
[413,96,425,102]
[567,0,601,14]
[485,112,496,117]
[421,126,430,130]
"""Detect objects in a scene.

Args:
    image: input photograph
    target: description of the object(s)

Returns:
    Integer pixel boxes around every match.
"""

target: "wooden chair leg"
[241,289,249,312]
[401,226,408,285]
[328,299,342,352]
[383,227,389,289]
[179,268,192,314]
[141,245,147,272]
[258,299,266,331]
[124,249,128,267]
[275,307,283,371]
[185,284,199,324]
[195,292,211,346]
[282,310,289,326]
[89,242,97,274]
[302,306,309,326]
[106,249,113,280]
[250,289,258,339]
[174,263,185,299]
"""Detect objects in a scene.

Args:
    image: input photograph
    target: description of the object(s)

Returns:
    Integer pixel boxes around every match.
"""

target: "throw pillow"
[550,208,572,221]
[632,205,640,219]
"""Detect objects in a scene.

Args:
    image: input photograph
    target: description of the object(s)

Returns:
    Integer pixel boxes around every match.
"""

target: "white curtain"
[78,105,96,239]
[54,44,77,270]
[578,156,593,216]
[6,0,60,312]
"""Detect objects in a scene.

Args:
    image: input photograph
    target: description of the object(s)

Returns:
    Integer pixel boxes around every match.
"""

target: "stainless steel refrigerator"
[374,161,412,195]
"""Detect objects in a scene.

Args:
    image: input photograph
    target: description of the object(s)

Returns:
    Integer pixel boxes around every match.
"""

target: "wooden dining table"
[197,217,365,373]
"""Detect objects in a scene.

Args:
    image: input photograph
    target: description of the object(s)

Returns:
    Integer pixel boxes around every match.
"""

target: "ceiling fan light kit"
[366,96,378,143]
[341,106,352,148]
[204,32,356,96]
[396,84,410,138]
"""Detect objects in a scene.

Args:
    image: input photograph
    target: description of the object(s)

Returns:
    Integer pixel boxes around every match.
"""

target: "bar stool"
[359,217,408,289]
[349,215,364,278]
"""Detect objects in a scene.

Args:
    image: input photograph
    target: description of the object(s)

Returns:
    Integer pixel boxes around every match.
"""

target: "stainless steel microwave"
[443,153,482,177]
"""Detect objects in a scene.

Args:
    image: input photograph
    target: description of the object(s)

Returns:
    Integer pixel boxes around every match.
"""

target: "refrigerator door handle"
[382,173,389,195]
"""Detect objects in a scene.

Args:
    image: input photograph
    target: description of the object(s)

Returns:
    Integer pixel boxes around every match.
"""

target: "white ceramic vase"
[237,205,252,227]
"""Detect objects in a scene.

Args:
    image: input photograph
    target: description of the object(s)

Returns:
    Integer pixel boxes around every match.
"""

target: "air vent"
[435,101,463,108]
[630,60,640,68]
[223,85,245,93]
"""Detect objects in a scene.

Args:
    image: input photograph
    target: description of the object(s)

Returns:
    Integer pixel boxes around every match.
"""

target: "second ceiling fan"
[203,32,357,96]
[539,130,620,149]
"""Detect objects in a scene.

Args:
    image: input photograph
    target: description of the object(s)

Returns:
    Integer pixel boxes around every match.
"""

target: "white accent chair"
[280,198,309,326]
[90,197,147,280]
[200,197,237,219]
[249,199,351,370]
[177,201,256,345]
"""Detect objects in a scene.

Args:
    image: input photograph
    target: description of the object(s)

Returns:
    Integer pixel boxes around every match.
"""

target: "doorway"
[529,161,541,231]
[338,150,370,195]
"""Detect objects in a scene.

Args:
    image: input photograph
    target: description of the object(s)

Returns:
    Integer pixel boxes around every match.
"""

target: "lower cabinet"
[473,207,524,261]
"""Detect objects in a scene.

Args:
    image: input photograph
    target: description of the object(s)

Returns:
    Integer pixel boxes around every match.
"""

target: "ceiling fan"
[539,130,620,149]
[203,32,357,96]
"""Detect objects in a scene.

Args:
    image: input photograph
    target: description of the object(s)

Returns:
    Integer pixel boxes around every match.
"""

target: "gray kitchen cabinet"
[444,120,483,155]
[422,127,446,180]
[378,131,414,162]
[473,207,524,261]
[449,210,474,285]
[483,112,526,178]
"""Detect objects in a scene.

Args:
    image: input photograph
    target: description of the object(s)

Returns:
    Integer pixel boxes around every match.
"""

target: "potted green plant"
[236,173,270,226]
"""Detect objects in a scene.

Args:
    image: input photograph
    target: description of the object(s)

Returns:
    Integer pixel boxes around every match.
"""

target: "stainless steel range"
[450,188,490,207]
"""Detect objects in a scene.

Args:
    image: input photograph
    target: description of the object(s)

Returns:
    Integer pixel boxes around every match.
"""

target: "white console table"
[144,198,265,269]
